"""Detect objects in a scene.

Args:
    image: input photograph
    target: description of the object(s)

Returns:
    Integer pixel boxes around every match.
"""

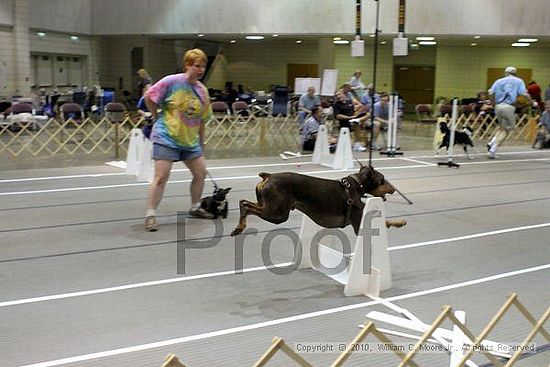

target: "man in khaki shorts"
[487,66,531,159]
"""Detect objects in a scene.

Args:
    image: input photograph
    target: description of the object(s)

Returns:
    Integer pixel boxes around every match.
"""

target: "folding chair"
[105,102,126,123]
[60,103,85,124]
[414,104,437,135]
[272,86,289,116]
[8,103,35,132]
[232,101,250,117]
[211,101,230,119]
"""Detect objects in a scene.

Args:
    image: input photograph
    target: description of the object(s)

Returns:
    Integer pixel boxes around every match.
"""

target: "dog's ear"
[225,187,232,193]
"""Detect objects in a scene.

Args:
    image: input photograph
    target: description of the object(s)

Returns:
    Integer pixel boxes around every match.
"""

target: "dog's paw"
[230,227,243,237]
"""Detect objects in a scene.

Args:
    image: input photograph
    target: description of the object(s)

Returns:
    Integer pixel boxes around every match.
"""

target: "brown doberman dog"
[231,164,402,237]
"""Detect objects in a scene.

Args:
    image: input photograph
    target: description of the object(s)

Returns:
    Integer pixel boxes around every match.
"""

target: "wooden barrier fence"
[161,293,548,367]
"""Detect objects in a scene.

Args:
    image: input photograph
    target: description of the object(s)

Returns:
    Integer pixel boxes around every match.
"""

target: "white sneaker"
[353,142,367,152]
[349,118,361,124]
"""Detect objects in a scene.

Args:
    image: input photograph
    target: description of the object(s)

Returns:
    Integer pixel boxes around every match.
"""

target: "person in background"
[297,86,320,126]
[301,105,322,152]
[137,68,152,97]
[360,83,380,111]
[475,91,494,116]
[143,48,214,232]
[545,83,550,105]
[333,86,369,152]
[137,84,152,119]
[372,92,391,150]
[348,69,366,98]
[527,81,541,107]
[487,66,531,159]
[533,103,550,149]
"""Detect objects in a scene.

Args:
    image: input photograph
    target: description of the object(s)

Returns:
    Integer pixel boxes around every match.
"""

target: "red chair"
[232,101,249,117]
[439,104,452,117]
[414,104,437,135]
[211,101,230,118]
[105,102,126,123]
[60,103,84,123]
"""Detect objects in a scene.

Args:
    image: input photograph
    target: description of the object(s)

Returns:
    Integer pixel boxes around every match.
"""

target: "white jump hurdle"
[363,298,513,366]
[298,197,391,297]
[126,128,154,183]
[312,126,354,170]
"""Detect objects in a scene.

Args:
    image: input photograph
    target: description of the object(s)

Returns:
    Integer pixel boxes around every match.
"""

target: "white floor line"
[400,157,436,166]
[3,221,548,308]
[0,166,420,196]
[0,263,292,308]
[2,155,550,196]
[2,149,549,184]
[19,263,550,367]
[389,222,550,251]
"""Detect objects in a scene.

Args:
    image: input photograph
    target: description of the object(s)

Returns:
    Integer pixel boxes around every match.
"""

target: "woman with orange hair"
[143,48,214,231]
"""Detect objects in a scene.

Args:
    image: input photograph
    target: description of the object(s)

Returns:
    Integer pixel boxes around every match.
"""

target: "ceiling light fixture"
[418,41,437,45]
[70,35,79,42]
[245,35,264,40]
[333,40,350,44]
[272,34,279,37]
[230,40,236,43]
[198,34,204,37]
[416,36,435,41]
[333,37,341,41]
[381,41,387,44]
[36,32,46,38]
[369,34,375,38]
[296,40,303,44]
[518,38,538,42]
[470,43,477,46]
[511,42,530,47]
[474,35,481,39]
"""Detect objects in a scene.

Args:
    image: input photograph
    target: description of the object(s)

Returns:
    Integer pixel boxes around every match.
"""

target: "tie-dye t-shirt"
[146,74,213,150]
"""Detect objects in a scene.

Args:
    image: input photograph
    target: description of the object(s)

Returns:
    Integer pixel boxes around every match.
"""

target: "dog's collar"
[340,176,364,211]
[341,174,364,193]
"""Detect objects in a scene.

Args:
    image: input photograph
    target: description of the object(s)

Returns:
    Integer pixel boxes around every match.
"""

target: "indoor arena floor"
[1,147,549,367]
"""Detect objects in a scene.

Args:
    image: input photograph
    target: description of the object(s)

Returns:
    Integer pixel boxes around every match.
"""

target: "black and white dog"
[438,121,474,159]
[201,187,231,219]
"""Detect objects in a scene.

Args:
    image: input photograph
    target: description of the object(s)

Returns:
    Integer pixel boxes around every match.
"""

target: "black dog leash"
[206,170,219,191]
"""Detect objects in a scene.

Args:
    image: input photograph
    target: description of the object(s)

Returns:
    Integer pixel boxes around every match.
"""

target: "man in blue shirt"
[297,86,320,126]
[487,66,530,158]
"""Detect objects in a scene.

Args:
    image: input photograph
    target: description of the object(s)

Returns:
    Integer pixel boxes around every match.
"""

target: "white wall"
[28,0,92,34]
[88,0,550,37]
[29,31,98,87]
[0,0,13,26]
[364,0,550,36]
[91,0,356,35]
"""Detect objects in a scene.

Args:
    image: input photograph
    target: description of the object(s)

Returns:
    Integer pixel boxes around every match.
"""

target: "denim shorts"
[152,143,203,162]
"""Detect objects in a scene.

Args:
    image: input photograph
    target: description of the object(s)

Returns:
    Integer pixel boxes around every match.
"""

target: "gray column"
[12,0,31,95]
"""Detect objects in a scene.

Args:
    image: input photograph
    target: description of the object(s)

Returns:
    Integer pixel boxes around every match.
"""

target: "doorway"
[486,68,532,89]
[394,66,435,112]
[287,64,318,91]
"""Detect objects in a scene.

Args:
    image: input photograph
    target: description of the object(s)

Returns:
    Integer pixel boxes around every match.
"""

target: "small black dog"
[201,187,231,219]
[438,121,474,158]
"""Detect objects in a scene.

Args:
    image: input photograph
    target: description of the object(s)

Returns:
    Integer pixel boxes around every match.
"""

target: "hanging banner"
[393,0,408,56]
[355,0,361,36]
[398,0,406,33]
